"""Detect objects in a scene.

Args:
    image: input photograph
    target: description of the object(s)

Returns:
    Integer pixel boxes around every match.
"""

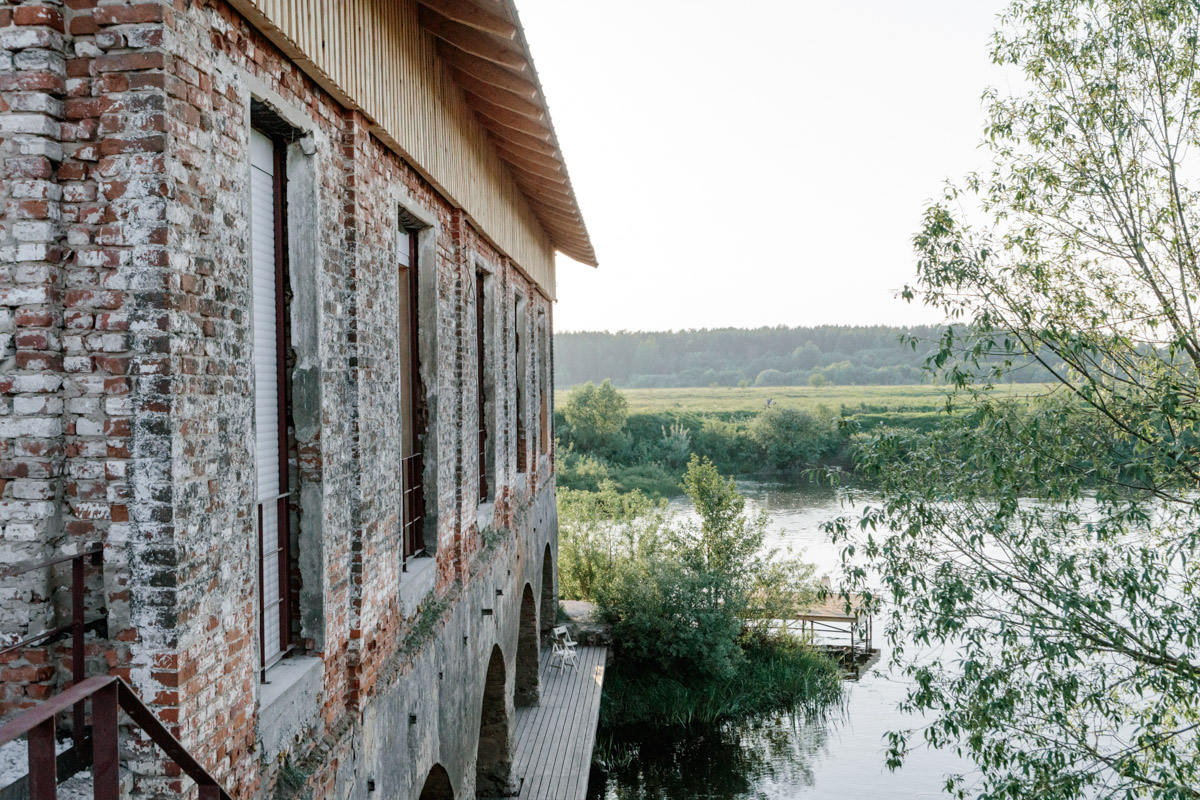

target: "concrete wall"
[0,1,561,797]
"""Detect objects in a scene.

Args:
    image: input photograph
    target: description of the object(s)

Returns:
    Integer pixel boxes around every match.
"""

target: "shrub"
[597,553,746,681]
[754,368,788,386]
[749,406,839,470]
[555,442,611,491]
[557,483,669,601]
[606,463,680,498]
[563,380,628,450]
[658,422,692,469]
[569,458,837,729]
[598,457,822,681]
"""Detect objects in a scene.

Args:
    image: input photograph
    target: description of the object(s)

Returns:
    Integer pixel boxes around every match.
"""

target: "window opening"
[476,269,491,503]
[514,294,527,474]
[251,128,293,675]
[399,228,426,564]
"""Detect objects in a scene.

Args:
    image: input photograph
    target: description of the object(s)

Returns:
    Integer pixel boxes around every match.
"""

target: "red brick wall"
[0,1,561,797]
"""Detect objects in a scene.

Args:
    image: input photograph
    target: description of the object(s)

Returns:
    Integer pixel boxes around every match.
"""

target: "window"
[251,128,292,674]
[537,310,549,456]
[399,227,426,563]
[476,269,492,503]
[514,294,527,474]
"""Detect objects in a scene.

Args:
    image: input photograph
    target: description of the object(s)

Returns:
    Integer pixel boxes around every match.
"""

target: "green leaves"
[563,379,630,451]
[845,0,1200,795]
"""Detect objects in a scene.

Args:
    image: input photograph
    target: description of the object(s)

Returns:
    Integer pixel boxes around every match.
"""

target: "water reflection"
[589,479,971,800]
[590,710,832,800]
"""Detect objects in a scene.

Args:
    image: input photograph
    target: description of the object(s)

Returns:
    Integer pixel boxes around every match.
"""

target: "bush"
[597,553,746,681]
[564,458,838,729]
[658,422,692,469]
[605,463,680,497]
[598,457,824,684]
[749,406,839,470]
[563,380,628,450]
[754,368,788,386]
[555,444,611,491]
[557,483,669,601]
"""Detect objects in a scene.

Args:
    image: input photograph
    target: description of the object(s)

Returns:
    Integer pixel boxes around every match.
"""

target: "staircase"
[0,551,232,800]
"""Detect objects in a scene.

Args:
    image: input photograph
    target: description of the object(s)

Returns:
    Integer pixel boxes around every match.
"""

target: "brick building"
[0,0,596,797]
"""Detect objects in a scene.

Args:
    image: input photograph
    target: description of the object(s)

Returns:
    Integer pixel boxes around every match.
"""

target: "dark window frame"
[400,228,427,564]
[476,268,491,503]
[257,131,294,679]
[514,293,527,474]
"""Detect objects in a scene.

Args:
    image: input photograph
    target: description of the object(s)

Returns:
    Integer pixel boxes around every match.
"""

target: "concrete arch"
[514,583,539,707]
[475,644,513,797]
[539,544,555,637]
[417,764,454,800]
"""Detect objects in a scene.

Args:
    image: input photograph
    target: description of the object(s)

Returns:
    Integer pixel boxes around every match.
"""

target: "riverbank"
[554,382,1068,498]
[585,479,969,800]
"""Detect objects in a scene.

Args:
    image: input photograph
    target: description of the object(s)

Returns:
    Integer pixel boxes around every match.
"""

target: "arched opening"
[418,764,454,800]
[475,645,513,797]
[514,583,539,707]
[540,545,555,639]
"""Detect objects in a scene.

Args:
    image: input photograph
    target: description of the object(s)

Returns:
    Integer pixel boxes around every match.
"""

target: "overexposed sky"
[516,0,1012,332]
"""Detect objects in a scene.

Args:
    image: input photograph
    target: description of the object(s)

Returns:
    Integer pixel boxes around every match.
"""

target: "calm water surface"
[588,480,974,800]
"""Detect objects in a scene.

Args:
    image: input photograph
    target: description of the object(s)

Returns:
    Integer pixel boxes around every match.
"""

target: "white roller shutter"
[250,129,282,665]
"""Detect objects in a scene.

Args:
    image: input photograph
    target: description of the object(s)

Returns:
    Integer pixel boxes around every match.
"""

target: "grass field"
[557,383,1050,416]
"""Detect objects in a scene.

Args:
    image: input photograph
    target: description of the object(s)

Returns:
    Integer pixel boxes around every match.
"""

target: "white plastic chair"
[550,625,579,672]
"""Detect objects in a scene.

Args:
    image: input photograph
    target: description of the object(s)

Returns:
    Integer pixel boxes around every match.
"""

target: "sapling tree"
[830,1,1200,796]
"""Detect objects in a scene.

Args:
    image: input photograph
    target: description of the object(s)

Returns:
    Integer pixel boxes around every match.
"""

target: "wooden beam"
[490,136,563,171]
[522,183,580,210]
[416,0,517,38]
[420,7,526,70]
[436,41,538,98]
[450,68,544,120]
[464,91,551,138]
[513,173,574,203]
[495,147,565,181]
[537,223,591,252]
[476,119,559,157]
[525,202,584,229]
[525,195,585,225]
[509,162,571,191]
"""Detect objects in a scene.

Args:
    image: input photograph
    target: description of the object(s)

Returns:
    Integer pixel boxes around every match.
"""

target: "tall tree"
[833,1,1200,796]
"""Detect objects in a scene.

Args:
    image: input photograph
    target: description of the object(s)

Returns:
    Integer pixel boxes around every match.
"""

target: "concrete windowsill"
[400,554,437,616]
[260,654,321,709]
[258,655,323,761]
[476,501,494,533]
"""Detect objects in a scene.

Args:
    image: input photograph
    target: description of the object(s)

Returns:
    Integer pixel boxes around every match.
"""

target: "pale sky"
[516,0,1012,332]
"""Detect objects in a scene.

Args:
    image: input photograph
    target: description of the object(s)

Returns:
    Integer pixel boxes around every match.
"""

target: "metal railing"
[0,675,232,800]
[401,452,425,564]
[0,548,232,800]
[0,548,105,758]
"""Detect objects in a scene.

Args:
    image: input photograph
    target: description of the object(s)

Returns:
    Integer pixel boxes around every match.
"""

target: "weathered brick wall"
[0,0,563,798]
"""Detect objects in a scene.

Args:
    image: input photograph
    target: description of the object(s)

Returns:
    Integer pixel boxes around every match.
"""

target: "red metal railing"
[0,675,232,800]
[1,548,231,799]
[0,548,104,759]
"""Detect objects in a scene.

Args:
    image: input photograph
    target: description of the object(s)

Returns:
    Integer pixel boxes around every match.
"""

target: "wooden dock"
[511,646,607,800]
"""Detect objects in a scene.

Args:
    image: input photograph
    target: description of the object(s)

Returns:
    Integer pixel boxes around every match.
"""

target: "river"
[586,480,973,800]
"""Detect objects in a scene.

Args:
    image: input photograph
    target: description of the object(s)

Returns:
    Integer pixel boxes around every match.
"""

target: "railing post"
[93,681,119,800]
[27,717,57,800]
[199,785,221,800]
[71,555,86,756]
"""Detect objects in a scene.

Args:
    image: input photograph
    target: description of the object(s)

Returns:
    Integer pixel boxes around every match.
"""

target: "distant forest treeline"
[554,325,1056,389]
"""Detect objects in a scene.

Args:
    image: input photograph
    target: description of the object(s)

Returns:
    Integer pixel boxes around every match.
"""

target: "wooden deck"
[511,646,607,800]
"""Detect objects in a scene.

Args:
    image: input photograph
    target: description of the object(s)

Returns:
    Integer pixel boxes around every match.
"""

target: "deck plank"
[512,646,606,800]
